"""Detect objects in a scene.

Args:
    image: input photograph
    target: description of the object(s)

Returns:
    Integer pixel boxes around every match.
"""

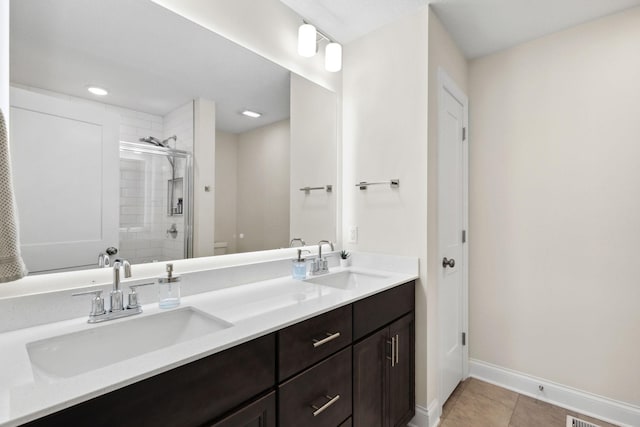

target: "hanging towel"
[0,108,28,283]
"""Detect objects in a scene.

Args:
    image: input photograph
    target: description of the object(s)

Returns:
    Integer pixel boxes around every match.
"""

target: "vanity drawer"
[353,281,415,341]
[278,304,352,381]
[278,347,352,427]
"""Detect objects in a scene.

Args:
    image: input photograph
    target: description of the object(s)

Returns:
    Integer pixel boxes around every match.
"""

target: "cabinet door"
[388,314,415,427]
[353,328,387,427]
[353,281,414,340]
[210,392,275,427]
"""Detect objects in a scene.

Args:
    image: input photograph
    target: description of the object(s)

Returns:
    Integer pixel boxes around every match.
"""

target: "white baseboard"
[408,400,440,427]
[470,359,640,427]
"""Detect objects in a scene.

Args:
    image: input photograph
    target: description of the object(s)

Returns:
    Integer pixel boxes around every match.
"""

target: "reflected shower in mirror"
[119,141,193,264]
[8,0,337,273]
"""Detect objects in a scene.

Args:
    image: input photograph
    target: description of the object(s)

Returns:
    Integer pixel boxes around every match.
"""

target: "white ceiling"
[11,0,640,130]
[280,0,640,58]
[10,0,291,134]
[279,0,429,43]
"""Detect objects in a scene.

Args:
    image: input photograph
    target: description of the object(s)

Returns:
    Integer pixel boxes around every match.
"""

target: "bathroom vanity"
[22,282,414,427]
[0,253,418,427]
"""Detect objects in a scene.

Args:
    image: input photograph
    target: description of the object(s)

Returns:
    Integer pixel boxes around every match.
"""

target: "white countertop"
[0,258,418,427]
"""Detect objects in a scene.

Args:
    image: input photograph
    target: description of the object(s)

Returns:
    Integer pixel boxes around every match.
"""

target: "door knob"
[442,257,455,268]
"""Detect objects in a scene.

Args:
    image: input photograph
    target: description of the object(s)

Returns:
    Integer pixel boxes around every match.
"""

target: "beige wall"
[469,7,640,405]
[236,120,290,253]
[193,98,216,257]
[214,131,238,254]
[150,0,339,92]
[290,73,338,245]
[427,9,469,406]
[343,7,429,407]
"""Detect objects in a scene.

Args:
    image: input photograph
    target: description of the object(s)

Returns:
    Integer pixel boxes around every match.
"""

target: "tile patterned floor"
[439,378,619,427]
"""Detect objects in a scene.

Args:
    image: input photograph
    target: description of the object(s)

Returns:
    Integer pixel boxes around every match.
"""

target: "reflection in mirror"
[9,0,337,274]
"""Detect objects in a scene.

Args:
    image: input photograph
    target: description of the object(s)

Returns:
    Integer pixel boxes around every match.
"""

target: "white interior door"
[438,70,468,404]
[10,87,119,272]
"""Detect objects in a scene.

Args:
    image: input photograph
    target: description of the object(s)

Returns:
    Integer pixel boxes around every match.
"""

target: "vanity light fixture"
[297,21,342,72]
[241,110,262,118]
[87,86,108,96]
[298,23,317,57]
[325,42,342,73]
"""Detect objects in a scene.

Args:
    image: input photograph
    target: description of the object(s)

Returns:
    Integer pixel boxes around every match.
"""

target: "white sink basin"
[211,280,338,323]
[27,307,232,381]
[305,270,391,290]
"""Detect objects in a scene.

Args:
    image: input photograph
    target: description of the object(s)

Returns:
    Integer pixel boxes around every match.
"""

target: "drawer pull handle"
[395,334,400,365]
[311,394,340,416]
[312,332,341,348]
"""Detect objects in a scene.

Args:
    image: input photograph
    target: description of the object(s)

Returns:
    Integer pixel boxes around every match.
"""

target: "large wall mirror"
[9,0,337,274]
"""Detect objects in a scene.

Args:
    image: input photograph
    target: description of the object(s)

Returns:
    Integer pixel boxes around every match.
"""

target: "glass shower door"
[118,142,192,264]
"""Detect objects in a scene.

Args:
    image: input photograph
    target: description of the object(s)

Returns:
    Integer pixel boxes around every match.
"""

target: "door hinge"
[462,230,466,243]
[462,127,466,141]
[462,332,466,346]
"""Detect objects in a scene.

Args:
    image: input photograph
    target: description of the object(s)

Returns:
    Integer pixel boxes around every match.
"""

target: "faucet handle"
[72,289,106,317]
[127,282,155,309]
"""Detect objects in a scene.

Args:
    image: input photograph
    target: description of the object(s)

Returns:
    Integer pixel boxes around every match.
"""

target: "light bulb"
[298,23,317,57]
[325,42,342,72]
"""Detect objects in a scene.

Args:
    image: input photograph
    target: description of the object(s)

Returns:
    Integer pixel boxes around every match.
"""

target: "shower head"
[140,135,177,150]
[139,136,163,146]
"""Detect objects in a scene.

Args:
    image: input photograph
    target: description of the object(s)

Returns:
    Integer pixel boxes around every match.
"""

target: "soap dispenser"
[292,249,309,280]
[158,263,181,309]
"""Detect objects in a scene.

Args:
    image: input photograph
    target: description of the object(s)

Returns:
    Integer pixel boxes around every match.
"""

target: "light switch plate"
[348,226,358,244]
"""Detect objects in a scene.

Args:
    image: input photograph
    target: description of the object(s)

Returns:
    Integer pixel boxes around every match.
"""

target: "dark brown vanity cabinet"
[209,392,276,427]
[353,283,415,427]
[279,347,352,427]
[277,304,353,426]
[278,304,352,381]
[22,281,415,427]
[23,334,276,427]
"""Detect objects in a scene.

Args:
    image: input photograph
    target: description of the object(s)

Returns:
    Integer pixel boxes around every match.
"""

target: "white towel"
[0,108,28,282]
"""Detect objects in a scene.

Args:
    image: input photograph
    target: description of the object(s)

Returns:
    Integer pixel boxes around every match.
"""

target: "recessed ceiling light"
[87,86,108,96]
[241,110,262,118]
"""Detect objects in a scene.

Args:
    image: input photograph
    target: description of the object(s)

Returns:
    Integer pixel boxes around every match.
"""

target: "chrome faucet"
[317,240,334,258]
[111,259,132,311]
[98,247,118,267]
[97,253,110,268]
[290,237,306,247]
[311,240,334,275]
[72,259,154,323]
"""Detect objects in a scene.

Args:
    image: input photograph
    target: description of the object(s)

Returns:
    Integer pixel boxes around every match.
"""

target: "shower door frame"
[119,141,194,260]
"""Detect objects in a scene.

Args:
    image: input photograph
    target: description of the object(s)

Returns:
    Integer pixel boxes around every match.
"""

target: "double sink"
[26,269,391,382]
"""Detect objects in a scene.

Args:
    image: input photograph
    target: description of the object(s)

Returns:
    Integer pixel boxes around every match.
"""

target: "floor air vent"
[566,415,601,427]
